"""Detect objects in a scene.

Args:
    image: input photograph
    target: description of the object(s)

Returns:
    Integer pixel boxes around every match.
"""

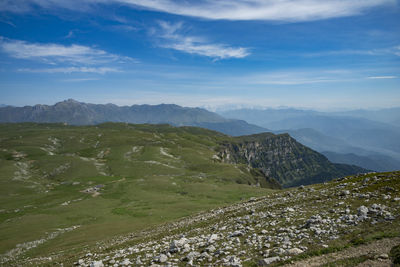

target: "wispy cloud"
[60,78,100,82]
[304,46,400,57]
[18,67,120,74]
[367,76,398,79]
[238,69,400,85]
[156,21,250,60]
[2,0,395,22]
[121,0,396,21]
[243,70,349,85]
[0,37,133,65]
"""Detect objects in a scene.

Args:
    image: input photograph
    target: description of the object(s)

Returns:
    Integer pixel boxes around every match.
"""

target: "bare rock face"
[218,133,366,187]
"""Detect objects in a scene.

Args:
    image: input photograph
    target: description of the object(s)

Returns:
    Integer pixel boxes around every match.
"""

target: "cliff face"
[218,133,367,187]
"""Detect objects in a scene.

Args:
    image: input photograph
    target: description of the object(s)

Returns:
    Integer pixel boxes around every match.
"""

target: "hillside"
[218,133,367,187]
[0,100,268,136]
[0,122,280,263]
[0,123,368,264]
[10,171,400,266]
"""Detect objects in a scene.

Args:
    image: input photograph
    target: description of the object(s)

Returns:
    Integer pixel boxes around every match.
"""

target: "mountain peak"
[64,99,80,104]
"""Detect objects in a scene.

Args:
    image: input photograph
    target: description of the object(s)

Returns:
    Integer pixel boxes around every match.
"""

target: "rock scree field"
[0,123,398,266]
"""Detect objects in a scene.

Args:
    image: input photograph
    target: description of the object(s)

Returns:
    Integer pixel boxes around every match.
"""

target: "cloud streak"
[367,76,398,79]
[156,21,250,59]
[0,37,133,65]
[18,67,120,74]
[1,0,395,22]
[304,46,400,57]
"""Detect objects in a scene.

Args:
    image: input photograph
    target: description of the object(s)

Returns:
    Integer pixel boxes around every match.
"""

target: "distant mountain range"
[220,108,400,171]
[1,100,399,172]
[0,99,267,136]
[219,107,400,127]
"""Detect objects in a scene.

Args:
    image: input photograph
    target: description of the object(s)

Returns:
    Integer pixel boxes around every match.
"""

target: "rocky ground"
[9,171,400,266]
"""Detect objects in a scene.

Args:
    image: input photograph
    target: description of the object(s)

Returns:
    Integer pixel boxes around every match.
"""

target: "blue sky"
[0,0,399,110]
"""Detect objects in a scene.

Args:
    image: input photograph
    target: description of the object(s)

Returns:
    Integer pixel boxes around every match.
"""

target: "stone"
[287,248,303,255]
[230,231,244,237]
[185,251,200,261]
[206,245,216,252]
[170,237,189,252]
[378,253,389,259]
[90,260,104,267]
[258,256,280,266]
[340,190,350,196]
[228,256,242,267]
[159,254,168,263]
[208,234,218,243]
[286,207,295,212]
[121,258,131,266]
[357,206,368,217]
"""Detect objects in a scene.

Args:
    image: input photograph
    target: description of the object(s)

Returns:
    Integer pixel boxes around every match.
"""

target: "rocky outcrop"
[218,133,367,187]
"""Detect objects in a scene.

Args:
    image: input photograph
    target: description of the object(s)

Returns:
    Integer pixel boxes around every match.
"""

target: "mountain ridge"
[0,99,268,136]
[217,132,367,187]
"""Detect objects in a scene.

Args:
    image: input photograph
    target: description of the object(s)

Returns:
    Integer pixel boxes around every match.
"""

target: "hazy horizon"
[2,98,400,113]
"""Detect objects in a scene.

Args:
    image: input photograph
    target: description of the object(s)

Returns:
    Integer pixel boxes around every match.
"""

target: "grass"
[0,123,273,261]
[391,244,400,266]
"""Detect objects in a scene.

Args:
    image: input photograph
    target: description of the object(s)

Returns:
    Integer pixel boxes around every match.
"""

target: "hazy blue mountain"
[219,107,400,127]
[0,99,268,136]
[275,128,400,172]
[195,121,267,136]
[322,151,400,172]
[332,107,400,126]
[219,108,319,126]
[219,108,400,171]
[274,128,370,155]
[266,115,400,155]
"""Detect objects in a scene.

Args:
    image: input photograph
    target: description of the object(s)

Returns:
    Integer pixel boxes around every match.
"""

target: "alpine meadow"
[0,0,399,266]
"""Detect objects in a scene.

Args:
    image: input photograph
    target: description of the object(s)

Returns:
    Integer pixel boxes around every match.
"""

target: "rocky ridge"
[17,171,400,266]
[218,133,367,187]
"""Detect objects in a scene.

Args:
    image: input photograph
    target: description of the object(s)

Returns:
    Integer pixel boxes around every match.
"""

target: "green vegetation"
[0,123,273,261]
[391,244,400,266]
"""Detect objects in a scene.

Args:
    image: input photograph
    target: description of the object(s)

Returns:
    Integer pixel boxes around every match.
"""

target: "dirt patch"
[284,237,400,267]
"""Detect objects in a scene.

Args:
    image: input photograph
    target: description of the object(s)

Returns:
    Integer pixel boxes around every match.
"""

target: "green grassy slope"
[0,123,275,262]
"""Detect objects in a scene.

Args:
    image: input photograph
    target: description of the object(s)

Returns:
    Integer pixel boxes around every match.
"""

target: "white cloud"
[121,0,396,21]
[367,76,398,79]
[0,37,133,65]
[304,46,400,57]
[243,70,347,85]
[18,67,119,74]
[1,0,395,22]
[156,21,250,59]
